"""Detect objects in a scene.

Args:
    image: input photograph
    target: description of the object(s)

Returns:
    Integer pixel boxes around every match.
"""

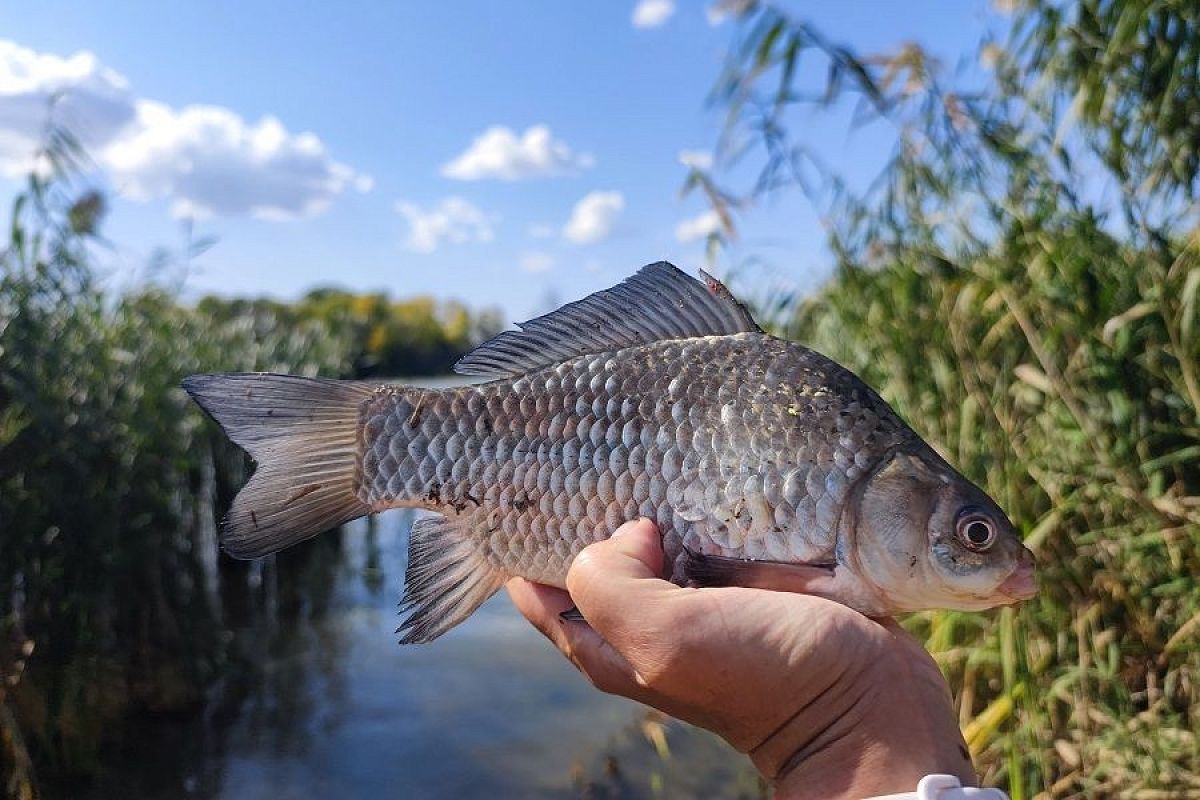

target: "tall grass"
[0,161,496,796]
[708,2,1200,795]
[786,217,1200,797]
[0,168,357,794]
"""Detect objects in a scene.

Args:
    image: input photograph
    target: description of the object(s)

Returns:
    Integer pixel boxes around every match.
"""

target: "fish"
[183,261,1037,643]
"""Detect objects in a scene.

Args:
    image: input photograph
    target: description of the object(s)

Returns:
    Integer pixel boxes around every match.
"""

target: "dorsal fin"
[454,261,762,377]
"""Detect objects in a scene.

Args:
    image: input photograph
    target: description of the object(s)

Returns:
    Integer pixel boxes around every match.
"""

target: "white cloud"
[527,222,554,239]
[396,196,495,253]
[633,0,676,28]
[441,124,593,181]
[563,191,624,245]
[0,39,368,219]
[0,40,135,176]
[519,250,554,273]
[105,101,369,220]
[675,209,722,242]
[678,149,713,170]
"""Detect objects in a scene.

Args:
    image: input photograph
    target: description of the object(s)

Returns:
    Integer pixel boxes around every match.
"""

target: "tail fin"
[183,373,375,559]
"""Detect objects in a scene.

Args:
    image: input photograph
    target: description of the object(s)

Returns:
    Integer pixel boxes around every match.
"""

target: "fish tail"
[182,372,375,559]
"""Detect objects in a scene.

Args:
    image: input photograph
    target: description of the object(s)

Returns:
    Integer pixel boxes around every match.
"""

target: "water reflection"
[79,511,759,799]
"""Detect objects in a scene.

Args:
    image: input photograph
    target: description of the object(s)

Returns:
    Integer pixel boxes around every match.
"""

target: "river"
[77,510,761,799]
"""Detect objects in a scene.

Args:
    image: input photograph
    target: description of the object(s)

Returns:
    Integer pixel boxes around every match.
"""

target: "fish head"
[847,449,1037,613]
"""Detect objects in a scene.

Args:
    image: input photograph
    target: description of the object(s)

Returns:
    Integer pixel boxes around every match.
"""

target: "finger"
[566,519,701,675]
[505,577,647,699]
[505,577,573,639]
[566,518,674,627]
[573,517,667,580]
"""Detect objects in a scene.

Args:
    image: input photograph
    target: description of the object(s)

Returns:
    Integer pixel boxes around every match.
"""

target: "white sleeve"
[865,774,1010,800]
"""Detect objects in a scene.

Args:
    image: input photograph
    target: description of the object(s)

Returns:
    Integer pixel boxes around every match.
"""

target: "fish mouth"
[997,553,1037,601]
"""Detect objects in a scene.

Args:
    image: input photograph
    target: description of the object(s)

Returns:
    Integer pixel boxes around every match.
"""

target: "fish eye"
[955,508,996,551]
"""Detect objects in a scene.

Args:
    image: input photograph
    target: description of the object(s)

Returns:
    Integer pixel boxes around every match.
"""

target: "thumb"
[576,517,665,579]
[566,518,675,637]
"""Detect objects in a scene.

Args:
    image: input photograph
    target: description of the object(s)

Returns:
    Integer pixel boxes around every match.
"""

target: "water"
[77,511,760,799]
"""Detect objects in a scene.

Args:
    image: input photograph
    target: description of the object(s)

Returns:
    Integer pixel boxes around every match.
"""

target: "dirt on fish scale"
[356,332,913,587]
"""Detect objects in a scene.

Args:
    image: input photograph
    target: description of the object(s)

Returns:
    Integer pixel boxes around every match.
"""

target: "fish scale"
[184,260,1036,644]
[357,333,911,586]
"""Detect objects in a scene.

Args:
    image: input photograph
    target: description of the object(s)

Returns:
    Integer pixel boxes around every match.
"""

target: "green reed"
[0,161,497,797]
[706,2,1200,795]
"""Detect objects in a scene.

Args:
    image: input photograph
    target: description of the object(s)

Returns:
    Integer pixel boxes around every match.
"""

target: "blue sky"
[0,1,997,321]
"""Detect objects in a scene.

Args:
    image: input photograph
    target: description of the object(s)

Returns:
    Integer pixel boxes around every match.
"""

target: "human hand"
[506,518,975,799]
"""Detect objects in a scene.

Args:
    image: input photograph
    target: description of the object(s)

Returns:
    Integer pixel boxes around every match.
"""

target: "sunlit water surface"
[85,511,760,799]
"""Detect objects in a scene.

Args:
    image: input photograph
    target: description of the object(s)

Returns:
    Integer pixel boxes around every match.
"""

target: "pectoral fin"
[681,547,837,594]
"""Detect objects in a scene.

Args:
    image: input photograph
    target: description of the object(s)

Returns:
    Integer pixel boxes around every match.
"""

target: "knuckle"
[566,549,603,594]
[567,564,619,621]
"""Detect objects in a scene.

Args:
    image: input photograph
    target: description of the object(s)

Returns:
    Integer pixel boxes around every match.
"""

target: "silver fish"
[184,262,1036,643]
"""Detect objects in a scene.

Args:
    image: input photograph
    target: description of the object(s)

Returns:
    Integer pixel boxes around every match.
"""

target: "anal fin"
[398,514,505,644]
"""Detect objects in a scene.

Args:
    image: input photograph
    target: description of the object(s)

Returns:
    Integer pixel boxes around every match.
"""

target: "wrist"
[755,654,976,798]
[768,727,974,799]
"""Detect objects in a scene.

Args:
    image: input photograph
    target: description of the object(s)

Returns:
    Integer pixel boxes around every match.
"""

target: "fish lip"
[997,562,1037,600]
